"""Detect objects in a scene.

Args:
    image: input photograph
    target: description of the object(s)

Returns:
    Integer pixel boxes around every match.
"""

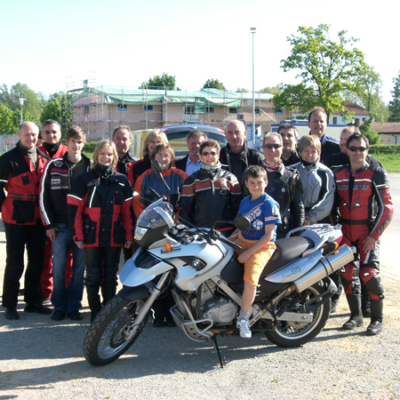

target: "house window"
[206,106,214,114]
[144,105,153,112]
[84,106,89,115]
[255,107,261,115]
[118,104,128,112]
[229,107,238,114]
[185,106,195,115]
[332,117,337,124]
[274,109,282,115]
[355,118,360,126]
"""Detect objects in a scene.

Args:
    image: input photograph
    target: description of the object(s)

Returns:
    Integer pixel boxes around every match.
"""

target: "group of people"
[0,106,393,339]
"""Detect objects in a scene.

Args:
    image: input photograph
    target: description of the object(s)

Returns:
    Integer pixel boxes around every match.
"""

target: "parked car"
[160,124,226,159]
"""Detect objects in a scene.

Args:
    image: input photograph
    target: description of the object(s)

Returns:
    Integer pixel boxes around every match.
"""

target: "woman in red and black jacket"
[67,139,134,321]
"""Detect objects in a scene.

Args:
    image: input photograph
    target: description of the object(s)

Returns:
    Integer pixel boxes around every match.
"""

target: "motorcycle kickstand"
[211,336,226,368]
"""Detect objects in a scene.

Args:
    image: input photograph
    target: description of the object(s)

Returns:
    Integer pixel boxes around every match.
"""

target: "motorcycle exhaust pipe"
[294,244,356,293]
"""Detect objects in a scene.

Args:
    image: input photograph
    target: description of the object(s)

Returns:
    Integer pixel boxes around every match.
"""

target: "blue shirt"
[186,157,202,175]
[238,192,281,241]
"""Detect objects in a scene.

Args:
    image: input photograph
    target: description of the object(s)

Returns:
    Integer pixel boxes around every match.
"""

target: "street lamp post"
[18,98,25,125]
[250,27,256,149]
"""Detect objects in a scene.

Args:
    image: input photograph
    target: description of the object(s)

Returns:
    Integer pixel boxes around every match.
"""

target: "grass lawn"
[372,152,400,173]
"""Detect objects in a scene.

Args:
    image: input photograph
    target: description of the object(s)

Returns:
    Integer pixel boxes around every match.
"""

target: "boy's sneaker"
[237,319,252,339]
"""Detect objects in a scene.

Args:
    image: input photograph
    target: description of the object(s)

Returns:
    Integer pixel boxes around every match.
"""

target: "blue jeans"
[51,224,85,313]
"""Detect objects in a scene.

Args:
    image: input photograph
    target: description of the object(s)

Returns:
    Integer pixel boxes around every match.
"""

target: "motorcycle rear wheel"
[264,283,330,347]
[83,295,147,366]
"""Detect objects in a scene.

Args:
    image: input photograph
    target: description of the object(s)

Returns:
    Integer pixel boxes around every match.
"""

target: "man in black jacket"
[308,107,340,163]
[278,123,300,166]
[40,126,91,321]
[112,125,138,187]
[219,120,265,193]
[174,130,208,174]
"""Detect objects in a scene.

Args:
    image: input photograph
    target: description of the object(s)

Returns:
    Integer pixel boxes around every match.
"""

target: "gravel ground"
[1,273,399,400]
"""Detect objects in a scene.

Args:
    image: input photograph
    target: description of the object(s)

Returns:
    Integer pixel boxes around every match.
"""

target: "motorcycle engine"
[192,280,238,326]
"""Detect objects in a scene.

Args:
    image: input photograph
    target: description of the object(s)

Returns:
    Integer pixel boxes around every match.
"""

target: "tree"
[140,73,176,90]
[388,71,400,122]
[360,117,380,145]
[259,85,282,95]
[236,88,249,93]
[272,24,368,121]
[202,79,226,90]
[40,98,61,124]
[0,83,45,122]
[349,67,389,122]
[0,104,16,134]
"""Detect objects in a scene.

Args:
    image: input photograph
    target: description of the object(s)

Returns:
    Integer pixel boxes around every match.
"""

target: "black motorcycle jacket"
[40,152,92,229]
[263,162,305,238]
[180,164,242,229]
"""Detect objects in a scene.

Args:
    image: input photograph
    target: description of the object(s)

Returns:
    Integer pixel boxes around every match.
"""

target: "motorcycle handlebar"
[218,235,242,251]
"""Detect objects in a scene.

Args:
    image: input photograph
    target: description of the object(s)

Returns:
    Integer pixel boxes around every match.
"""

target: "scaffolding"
[60,84,284,142]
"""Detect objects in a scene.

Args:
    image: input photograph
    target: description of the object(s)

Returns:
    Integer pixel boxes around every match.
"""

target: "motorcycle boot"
[361,282,371,318]
[366,300,383,336]
[86,285,102,322]
[342,294,363,330]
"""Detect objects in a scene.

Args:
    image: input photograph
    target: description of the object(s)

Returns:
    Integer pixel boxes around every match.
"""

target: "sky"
[1,0,398,104]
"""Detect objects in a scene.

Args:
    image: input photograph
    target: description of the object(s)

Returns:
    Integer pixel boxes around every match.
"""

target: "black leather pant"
[2,223,46,309]
[83,246,121,313]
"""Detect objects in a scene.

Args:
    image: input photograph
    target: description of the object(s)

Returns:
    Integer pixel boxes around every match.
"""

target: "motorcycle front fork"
[123,271,171,341]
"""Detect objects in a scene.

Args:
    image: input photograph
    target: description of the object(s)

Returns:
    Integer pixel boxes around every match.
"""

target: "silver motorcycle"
[83,164,355,367]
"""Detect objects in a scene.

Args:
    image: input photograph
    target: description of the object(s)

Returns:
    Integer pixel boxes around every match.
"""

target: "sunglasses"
[263,144,282,149]
[348,146,367,152]
[202,151,217,157]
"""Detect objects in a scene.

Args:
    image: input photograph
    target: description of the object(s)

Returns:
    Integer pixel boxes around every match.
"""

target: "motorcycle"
[83,162,355,367]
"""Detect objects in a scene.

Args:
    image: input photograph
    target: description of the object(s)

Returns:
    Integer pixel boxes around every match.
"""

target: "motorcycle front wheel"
[83,295,147,366]
[264,283,330,347]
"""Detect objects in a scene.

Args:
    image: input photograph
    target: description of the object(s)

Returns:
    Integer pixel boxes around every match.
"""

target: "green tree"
[40,98,61,124]
[236,88,249,93]
[388,71,400,122]
[202,79,226,90]
[347,67,389,122]
[0,83,45,122]
[140,73,176,90]
[272,24,367,121]
[260,85,282,95]
[0,104,17,134]
[359,117,380,145]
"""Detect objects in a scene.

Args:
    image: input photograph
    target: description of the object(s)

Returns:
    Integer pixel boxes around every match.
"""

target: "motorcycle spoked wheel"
[83,295,147,366]
[264,283,330,347]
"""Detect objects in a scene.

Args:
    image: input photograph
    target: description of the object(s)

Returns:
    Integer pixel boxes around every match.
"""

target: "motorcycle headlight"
[134,227,148,241]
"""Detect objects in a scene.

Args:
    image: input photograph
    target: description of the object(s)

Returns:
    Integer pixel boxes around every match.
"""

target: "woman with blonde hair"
[68,139,134,321]
[131,129,168,186]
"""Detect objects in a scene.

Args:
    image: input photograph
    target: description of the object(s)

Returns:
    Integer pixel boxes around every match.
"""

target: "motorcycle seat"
[260,236,313,279]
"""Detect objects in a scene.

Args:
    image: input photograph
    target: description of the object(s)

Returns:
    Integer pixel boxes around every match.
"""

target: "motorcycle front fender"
[118,285,151,301]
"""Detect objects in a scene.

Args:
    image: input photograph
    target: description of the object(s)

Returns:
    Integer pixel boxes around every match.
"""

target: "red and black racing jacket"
[40,153,92,229]
[38,143,68,159]
[67,169,134,247]
[332,163,394,240]
[0,144,49,225]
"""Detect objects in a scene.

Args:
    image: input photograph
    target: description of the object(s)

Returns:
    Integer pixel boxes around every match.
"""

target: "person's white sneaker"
[237,319,252,339]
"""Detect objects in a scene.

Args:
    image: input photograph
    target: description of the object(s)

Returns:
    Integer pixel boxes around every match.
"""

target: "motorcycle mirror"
[151,160,162,177]
[233,216,250,231]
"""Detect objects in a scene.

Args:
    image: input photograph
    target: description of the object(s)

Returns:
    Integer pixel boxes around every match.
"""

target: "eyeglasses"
[263,144,282,149]
[201,151,217,157]
[348,146,367,152]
